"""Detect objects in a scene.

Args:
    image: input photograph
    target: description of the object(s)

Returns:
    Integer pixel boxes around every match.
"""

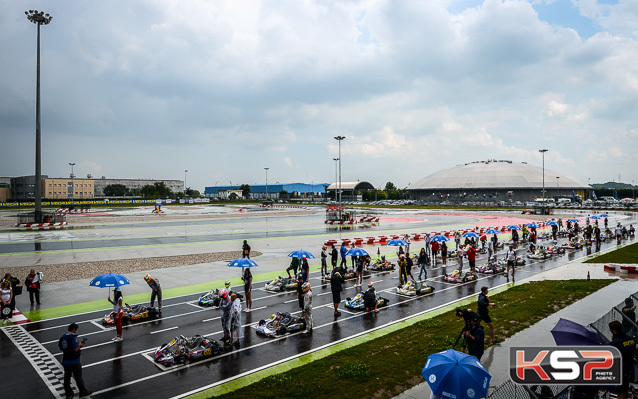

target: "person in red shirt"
[466,245,477,273]
[431,240,440,266]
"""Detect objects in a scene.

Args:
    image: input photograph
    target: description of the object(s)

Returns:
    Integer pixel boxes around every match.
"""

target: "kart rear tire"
[177,355,186,364]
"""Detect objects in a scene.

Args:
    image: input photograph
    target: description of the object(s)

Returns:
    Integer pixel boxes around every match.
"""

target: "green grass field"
[584,241,638,264]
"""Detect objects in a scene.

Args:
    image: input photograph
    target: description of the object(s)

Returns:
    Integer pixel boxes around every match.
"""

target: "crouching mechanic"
[144,274,162,313]
[464,315,485,361]
[302,282,313,333]
[363,282,379,313]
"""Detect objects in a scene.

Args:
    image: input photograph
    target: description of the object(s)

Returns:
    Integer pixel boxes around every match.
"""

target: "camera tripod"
[453,324,470,351]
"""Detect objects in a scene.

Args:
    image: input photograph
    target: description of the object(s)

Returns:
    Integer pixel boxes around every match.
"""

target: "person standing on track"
[506,246,517,276]
[431,240,439,266]
[330,264,344,317]
[242,267,253,312]
[25,269,42,306]
[339,243,348,267]
[108,287,124,342]
[219,289,232,343]
[355,255,364,287]
[320,245,328,277]
[59,323,92,399]
[330,244,338,267]
[230,293,243,348]
[302,282,313,334]
[0,280,12,325]
[418,248,428,280]
[466,244,477,274]
[441,242,448,266]
[143,274,162,313]
[398,254,408,285]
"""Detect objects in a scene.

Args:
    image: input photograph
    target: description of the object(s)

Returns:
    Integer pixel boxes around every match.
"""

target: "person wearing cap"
[464,315,485,361]
[320,245,328,277]
[302,282,313,333]
[108,287,124,341]
[363,282,378,313]
[144,273,162,313]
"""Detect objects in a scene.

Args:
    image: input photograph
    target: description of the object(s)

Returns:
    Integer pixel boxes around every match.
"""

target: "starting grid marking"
[2,325,72,398]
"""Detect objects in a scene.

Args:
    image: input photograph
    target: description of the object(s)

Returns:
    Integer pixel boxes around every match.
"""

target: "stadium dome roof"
[326,181,375,190]
[407,160,589,190]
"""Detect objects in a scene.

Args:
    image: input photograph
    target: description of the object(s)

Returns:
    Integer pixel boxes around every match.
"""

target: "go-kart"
[443,269,477,283]
[264,276,300,292]
[496,256,526,266]
[345,292,389,310]
[102,303,159,325]
[367,259,395,272]
[198,288,243,306]
[561,239,583,250]
[545,245,565,255]
[154,335,222,366]
[477,262,505,275]
[396,281,434,296]
[256,312,306,337]
[527,249,551,260]
[325,266,356,280]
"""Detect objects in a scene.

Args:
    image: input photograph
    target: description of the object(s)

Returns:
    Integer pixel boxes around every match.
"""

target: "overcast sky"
[1,0,636,191]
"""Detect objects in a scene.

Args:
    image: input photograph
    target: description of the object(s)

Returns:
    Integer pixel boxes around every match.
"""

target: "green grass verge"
[203,279,611,399]
[583,241,638,264]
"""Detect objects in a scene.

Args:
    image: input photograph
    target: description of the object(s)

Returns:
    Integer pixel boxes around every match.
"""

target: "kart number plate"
[203,348,212,356]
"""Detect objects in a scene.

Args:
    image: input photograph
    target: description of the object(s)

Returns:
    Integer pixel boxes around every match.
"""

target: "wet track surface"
[3,236,631,399]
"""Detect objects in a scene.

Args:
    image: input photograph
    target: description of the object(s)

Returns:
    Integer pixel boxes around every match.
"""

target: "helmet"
[144,273,151,282]
[400,254,405,259]
[368,282,374,288]
[219,288,228,298]
[224,280,231,288]
[302,282,310,292]
[322,245,327,250]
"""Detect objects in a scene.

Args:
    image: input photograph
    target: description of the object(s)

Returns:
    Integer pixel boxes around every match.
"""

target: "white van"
[557,198,571,204]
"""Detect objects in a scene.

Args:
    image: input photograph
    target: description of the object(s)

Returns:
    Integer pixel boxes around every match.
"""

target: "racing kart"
[198,288,243,306]
[561,239,584,250]
[527,248,552,260]
[477,262,505,275]
[443,269,477,283]
[367,259,395,272]
[396,281,434,296]
[496,256,526,266]
[345,292,389,310]
[545,245,565,255]
[324,266,356,280]
[264,276,300,292]
[154,335,222,366]
[102,303,159,325]
[256,312,306,337]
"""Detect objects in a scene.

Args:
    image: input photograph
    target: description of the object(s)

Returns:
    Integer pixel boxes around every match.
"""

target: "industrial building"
[204,183,329,200]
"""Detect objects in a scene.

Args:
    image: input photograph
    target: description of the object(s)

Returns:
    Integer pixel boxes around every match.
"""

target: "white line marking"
[202,316,221,323]
[151,326,179,335]
[89,319,109,331]
[185,302,203,309]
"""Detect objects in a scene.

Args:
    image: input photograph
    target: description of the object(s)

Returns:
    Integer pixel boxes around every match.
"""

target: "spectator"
[406,253,416,282]
[108,287,124,342]
[286,256,300,278]
[58,323,92,398]
[466,245,477,274]
[320,245,328,277]
[454,231,461,250]
[25,269,42,306]
[431,239,440,266]
[424,233,431,257]
[609,320,636,399]
[2,273,20,315]
[512,229,519,249]
[1,280,12,325]
[339,243,348,267]
[219,289,232,343]
[242,240,251,258]
[363,282,379,313]
[242,267,253,312]
[464,316,485,361]
[330,244,338,267]
[355,255,364,287]
[621,298,636,337]
[441,242,448,266]
[296,274,305,311]
[418,248,428,280]
[405,234,411,254]
[457,249,464,271]
[477,286,500,345]
[330,265,344,317]
[350,242,358,268]
[398,254,408,285]
[143,273,162,313]
[301,258,310,281]
[302,282,313,333]
[230,293,242,348]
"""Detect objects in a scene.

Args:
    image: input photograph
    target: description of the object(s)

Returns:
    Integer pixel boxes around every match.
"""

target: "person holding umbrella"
[108,287,124,342]
[431,240,439,266]
[242,267,253,312]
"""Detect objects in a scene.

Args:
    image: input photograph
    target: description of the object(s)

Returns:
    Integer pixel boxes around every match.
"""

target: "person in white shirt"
[506,246,517,276]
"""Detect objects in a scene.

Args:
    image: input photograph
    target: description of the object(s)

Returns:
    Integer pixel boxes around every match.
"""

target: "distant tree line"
[103,182,200,199]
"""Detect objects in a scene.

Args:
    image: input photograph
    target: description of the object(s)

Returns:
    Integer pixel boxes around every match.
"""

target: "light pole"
[633,180,635,199]
[26,10,53,222]
[184,169,188,197]
[588,178,591,200]
[69,162,75,202]
[334,136,346,215]
[539,149,548,206]
[264,167,269,201]
[333,158,339,202]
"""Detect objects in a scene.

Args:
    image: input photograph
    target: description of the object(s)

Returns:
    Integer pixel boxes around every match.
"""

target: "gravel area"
[0,251,262,285]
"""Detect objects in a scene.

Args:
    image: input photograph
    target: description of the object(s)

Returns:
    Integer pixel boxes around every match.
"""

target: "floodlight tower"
[539,149,548,206]
[334,136,346,217]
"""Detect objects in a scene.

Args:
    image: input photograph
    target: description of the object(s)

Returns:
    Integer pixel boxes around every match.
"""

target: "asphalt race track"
[1,209,635,399]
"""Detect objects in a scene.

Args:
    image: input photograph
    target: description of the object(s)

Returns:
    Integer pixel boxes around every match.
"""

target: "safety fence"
[487,381,570,399]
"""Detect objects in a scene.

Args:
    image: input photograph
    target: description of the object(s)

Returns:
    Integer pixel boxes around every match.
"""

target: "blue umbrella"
[287,250,316,259]
[89,273,130,288]
[599,214,609,218]
[462,232,479,238]
[525,223,538,229]
[507,225,521,230]
[484,229,500,234]
[568,219,580,223]
[550,318,606,346]
[387,239,408,247]
[590,215,601,220]
[227,258,258,268]
[346,248,369,257]
[422,349,491,399]
[546,221,558,226]
[430,234,450,242]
